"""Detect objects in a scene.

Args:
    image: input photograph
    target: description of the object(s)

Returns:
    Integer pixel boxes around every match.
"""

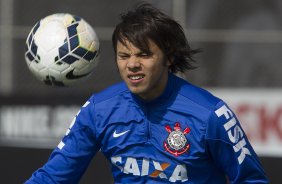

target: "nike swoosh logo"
[113,130,130,138]
[66,69,91,80]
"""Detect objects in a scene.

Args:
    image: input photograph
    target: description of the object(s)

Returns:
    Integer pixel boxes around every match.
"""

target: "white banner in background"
[0,105,79,148]
[211,89,282,157]
[0,89,282,157]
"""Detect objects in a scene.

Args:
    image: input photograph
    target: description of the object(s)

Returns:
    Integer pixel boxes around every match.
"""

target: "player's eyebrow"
[117,50,152,56]
[117,51,130,55]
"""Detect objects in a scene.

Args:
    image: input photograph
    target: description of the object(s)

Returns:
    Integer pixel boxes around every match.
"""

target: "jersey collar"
[131,73,175,106]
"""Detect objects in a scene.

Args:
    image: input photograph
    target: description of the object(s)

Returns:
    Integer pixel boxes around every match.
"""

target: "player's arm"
[25,98,100,184]
[205,101,269,184]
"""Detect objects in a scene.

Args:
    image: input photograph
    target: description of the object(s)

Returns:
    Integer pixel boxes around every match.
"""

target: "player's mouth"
[128,74,145,84]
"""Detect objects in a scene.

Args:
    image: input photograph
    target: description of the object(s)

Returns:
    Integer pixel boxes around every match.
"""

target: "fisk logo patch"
[215,105,251,164]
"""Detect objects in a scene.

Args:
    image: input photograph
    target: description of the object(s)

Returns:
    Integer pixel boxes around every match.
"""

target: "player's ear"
[166,56,173,67]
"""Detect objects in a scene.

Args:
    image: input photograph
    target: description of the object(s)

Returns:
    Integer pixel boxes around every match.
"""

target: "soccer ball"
[25,13,100,86]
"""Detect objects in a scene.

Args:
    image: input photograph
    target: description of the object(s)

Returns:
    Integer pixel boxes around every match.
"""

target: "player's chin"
[127,85,144,95]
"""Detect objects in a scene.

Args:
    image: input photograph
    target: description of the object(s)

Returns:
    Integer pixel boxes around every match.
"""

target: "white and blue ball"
[25,13,100,86]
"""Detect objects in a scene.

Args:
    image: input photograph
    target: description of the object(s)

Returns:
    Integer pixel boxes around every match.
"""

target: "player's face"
[116,40,171,101]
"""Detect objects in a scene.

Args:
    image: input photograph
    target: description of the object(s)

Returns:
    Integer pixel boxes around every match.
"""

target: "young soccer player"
[26,3,269,183]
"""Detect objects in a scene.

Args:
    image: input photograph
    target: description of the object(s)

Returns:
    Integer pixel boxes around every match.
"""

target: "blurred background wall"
[0,0,281,183]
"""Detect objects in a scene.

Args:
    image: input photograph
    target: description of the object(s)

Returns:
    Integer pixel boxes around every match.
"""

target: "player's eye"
[117,54,130,60]
[137,52,153,58]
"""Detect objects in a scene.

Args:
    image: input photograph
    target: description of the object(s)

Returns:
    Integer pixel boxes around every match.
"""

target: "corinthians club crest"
[164,122,191,157]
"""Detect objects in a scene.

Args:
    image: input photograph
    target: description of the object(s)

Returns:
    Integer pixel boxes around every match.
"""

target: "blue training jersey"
[25,74,269,184]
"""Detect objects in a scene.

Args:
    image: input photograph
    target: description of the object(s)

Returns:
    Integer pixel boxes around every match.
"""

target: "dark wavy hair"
[112,3,201,73]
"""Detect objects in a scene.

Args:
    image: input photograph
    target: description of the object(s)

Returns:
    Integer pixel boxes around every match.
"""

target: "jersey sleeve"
[205,101,269,184]
[25,97,100,184]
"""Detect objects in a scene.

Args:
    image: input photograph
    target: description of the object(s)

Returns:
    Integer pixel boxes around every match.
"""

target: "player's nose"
[127,56,141,69]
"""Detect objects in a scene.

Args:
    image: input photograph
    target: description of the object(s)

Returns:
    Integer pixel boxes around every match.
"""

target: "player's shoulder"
[174,75,222,110]
[89,81,130,104]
